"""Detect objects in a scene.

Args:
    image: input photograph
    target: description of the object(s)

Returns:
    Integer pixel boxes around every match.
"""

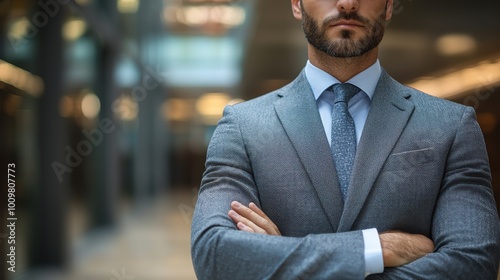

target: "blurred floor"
[16,190,198,280]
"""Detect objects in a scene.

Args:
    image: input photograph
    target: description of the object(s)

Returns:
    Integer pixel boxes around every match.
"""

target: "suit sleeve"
[368,107,500,279]
[191,105,367,280]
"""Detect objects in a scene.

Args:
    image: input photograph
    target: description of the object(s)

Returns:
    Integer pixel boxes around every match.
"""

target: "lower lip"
[333,24,362,29]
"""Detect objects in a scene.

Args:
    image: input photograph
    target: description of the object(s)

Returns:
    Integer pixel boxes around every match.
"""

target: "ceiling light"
[163,98,193,122]
[81,91,101,119]
[113,95,139,121]
[118,0,139,14]
[9,17,30,40]
[165,5,246,28]
[0,60,44,97]
[407,58,500,99]
[196,93,231,124]
[63,19,87,41]
[210,6,246,27]
[435,34,477,56]
[184,6,210,26]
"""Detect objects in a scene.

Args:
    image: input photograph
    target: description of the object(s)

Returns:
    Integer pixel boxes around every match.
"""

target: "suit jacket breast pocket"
[383,147,436,172]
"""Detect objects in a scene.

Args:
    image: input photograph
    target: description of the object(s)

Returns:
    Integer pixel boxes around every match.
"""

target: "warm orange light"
[81,91,101,119]
[0,60,44,97]
[163,98,193,122]
[59,95,75,118]
[407,58,500,99]
[436,34,477,56]
[63,18,87,41]
[164,4,246,28]
[118,0,139,13]
[113,95,139,121]
[196,93,232,124]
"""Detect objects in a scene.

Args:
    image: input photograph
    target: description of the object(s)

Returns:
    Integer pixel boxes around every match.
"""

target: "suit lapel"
[274,71,344,231]
[338,70,415,231]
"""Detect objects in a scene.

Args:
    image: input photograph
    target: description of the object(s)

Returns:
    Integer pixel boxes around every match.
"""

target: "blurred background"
[0,0,499,279]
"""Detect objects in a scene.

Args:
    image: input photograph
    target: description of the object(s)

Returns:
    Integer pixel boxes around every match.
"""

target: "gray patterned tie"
[330,83,359,201]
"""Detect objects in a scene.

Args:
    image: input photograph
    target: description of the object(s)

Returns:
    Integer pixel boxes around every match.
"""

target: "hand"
[228,201,281,236]
[379,231,435,267]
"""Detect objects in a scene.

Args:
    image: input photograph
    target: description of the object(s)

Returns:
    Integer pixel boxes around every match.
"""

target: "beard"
[301,4,386,58]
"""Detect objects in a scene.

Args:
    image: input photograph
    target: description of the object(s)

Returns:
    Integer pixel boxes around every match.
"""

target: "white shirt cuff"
[362,228,384,277]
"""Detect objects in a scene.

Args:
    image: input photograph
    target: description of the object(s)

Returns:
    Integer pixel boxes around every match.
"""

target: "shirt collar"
[305,59,381,101]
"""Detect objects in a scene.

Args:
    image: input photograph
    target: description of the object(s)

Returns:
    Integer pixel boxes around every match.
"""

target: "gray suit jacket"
[191,70,500,279]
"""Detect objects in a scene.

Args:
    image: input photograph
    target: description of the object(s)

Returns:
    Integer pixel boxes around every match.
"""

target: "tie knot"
[331,83,359,103]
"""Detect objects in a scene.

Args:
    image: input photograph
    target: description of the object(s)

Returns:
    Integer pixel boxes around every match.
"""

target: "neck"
[308,46,379,83]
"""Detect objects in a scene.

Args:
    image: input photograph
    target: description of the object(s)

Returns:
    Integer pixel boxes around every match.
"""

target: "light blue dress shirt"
[305,60,384,276]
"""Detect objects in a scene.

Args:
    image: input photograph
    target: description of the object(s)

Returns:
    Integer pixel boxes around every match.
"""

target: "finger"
[249,203,281,235]
[230,201,280,235]
[229,211,255,233]
[236,222,255,233]
[248,202,270,220]
[231,202,271,232]
[228,209,267,234]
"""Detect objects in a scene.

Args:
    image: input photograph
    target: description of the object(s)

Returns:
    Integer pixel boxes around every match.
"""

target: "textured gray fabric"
[191,69,500,280]
[329,83,359,201]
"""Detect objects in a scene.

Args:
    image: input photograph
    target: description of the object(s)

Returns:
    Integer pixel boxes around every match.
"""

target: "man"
[191,0,500,279]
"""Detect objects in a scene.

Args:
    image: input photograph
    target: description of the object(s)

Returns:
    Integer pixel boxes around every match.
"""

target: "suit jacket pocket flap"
[384,147,436,171]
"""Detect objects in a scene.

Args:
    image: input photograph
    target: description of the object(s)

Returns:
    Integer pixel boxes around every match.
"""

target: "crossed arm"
[192,105,500,279]
[228,201,435,268]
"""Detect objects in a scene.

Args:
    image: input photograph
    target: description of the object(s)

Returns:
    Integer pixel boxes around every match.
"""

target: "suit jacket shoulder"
[382,71,471,117]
